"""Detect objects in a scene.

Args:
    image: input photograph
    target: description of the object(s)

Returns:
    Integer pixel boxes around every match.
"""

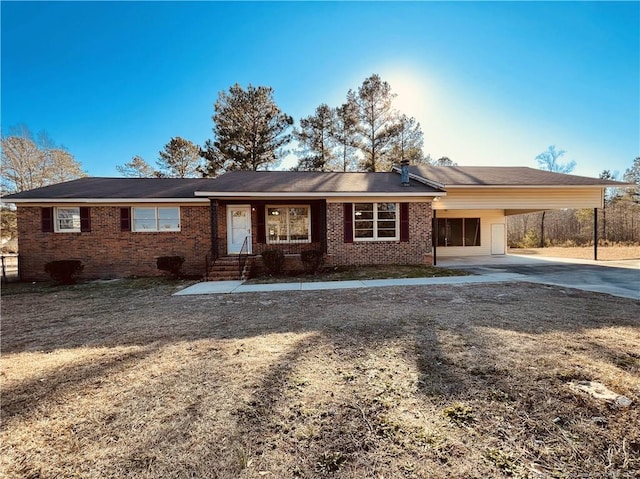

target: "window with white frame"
[354,202,398,241]
[132,207,180,232]
[54,207,81,232]
[266,205,310,243]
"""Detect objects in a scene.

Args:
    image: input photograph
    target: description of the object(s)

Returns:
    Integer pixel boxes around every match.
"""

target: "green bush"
[157,255,185,278]
[300,249,325,274]
[44,260,84,284]
[261,249,285,275]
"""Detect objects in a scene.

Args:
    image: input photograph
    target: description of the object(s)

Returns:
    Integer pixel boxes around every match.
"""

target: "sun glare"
[384,69,429,118]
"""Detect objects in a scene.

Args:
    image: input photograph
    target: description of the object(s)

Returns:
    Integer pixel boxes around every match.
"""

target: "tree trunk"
[540,211,546,248]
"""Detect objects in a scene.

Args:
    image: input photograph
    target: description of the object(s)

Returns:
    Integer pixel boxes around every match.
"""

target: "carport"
[398,165,629,265]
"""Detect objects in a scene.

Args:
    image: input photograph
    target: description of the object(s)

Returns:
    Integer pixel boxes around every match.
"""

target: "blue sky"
[2,1,639,179]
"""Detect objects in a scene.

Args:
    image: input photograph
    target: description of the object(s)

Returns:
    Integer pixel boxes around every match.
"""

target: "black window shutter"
[400,203,409,242]
[120,207,131,232]
[255,202,266,243]
[310,201,321,243]
[343,203,353,243]
[80,207,91,232]
[41,207,53,232]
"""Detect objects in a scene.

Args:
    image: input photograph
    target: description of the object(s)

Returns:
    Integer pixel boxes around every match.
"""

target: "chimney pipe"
[400,159,410,186]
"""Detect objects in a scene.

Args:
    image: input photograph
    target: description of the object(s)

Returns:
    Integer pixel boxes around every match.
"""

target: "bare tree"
[535,145,576,247]
[1,125,85,194]
[433,156,457,166]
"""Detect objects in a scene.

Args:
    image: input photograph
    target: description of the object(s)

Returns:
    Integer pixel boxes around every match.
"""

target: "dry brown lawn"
[1,279,639,478]
[509,245,640,261]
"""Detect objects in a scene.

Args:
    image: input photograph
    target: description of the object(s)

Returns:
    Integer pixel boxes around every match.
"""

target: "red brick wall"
[17,205,210,280]
[18,201,433,280]
[326,202,433,266]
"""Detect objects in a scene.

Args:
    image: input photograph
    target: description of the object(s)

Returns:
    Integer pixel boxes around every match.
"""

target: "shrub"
[300,249,325,274]
[519,229,540,248]
[261,249,285,275]
[157,255,185,278]
[44,260,84,284]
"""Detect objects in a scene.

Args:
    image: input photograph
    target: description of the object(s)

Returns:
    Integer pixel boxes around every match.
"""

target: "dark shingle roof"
[1,172,443,202]
[193,171,442,195]
[2,177,216,200]
[407,165,627,187]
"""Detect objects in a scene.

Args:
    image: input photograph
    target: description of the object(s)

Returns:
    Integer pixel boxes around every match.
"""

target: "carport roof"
[405,165,630,187]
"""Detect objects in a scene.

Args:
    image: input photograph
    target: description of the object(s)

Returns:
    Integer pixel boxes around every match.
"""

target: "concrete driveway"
[438,254,640,300]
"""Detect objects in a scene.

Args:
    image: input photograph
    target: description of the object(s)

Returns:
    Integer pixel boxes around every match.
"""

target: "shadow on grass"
[1,344,160,424]
[2,281,639,476]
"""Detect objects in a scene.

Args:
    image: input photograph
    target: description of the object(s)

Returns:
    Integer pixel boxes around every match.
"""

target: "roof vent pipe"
[400,159,410,186]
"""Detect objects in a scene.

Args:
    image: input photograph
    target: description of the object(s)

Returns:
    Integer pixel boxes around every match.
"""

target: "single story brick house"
[2,165,622,281]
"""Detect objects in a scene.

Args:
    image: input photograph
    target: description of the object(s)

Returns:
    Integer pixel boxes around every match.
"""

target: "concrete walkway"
[175,253,639,300]
[174,272,523,296]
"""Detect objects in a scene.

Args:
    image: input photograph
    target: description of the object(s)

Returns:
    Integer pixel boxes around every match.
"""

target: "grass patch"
[1,280,639,478]
[246,264,469,284]
[0,277,195,297]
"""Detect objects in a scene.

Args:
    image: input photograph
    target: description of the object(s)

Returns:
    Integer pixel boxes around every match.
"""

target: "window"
[54,207,81,232]
[437,218,480,247]
[266,206,310,243]
[354,202,398,241]
[132,207,180,232]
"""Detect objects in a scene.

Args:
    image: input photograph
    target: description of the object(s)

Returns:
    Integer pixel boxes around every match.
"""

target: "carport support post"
[593,207,598,261]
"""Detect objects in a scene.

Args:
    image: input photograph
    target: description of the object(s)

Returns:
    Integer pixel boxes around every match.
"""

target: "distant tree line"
[509,154,640,247]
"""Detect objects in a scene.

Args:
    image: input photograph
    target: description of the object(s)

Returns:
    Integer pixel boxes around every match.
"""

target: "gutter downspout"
[432,209,437,266]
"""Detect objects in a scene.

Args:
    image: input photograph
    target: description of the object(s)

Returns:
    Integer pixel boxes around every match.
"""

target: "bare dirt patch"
[1,279,639,478]
[509,245,640,261]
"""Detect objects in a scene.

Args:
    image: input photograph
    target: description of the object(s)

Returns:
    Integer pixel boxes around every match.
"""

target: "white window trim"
[353,202,399,242]
[266,205,312,244]
[132,206,181,232]
[54,207,81,233]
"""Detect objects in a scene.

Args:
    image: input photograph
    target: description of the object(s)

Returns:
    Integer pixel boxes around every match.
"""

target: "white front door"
[227,205,252,254]
[491,223,506,255]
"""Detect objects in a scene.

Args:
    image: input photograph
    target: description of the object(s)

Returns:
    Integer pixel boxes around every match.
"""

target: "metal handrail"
[204,246,218,279]
[238,236,250,278]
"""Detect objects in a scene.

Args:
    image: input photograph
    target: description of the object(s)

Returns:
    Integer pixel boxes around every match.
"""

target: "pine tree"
[389,114,425,164]
[352,74,403,172]
[156,137,203,178]
[331,97,360,172]
[293,104,336,171]
[116,155,157,177]
[206,84,293,171]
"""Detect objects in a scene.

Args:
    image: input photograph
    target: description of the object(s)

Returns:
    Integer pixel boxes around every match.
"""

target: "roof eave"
[194,191,447,198]
[1,197,209,204]
[443,184,630,189]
